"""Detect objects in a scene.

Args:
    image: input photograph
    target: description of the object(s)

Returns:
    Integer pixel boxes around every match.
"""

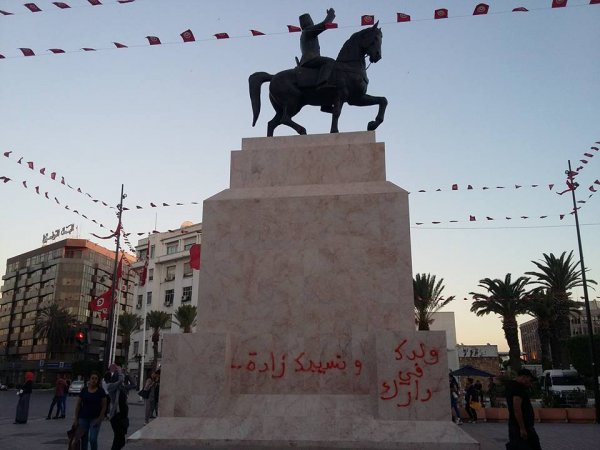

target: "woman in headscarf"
[14,371,34,424]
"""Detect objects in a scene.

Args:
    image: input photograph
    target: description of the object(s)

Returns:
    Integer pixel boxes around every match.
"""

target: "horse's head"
[362,22,382,63]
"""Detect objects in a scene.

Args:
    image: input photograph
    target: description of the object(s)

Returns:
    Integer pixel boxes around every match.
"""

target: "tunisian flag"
[189,244,201,270]
[89,289,112,318]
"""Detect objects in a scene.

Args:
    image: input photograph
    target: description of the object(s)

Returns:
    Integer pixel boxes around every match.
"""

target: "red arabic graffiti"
[381,340,440,408]
[231,351,363,378]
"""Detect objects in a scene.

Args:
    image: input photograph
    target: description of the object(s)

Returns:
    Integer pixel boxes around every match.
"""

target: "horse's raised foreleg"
[280,114,307,135]
[348,94,388,131]
[330,99,343,133]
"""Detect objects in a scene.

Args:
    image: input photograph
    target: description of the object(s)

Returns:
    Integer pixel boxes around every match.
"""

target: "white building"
[127,221,202,377]
[430,311,460,371]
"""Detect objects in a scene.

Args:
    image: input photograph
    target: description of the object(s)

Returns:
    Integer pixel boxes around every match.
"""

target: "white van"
[540,369,587,407]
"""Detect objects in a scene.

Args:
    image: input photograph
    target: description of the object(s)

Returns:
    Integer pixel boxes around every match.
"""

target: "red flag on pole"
[584,153,594,157]
[49,49,65,54]
[552,0,568,7]
[20,48,35,57]
[361,15,375,26]
[324,22,338,29]
[452,184,458,190]
[39,168,46,175]
[397,13,411,22]
[473,3,489,15]
[469,215,476,221]
[189,244,201,270]
[513,7,529,12]
[50,172,56,180]
[27,161,34,169]
[287,25,301,32]
[435,9,448,19]
[3,151,11,157]
[53,2,71,8]
[113,42,127,48]
[146,36,161,45]
[214,33,229,39]
[591,0,600,5]
[250,29,265,36]
[88,0,101,4]
[181,29,195,42]
[24,3,42,13]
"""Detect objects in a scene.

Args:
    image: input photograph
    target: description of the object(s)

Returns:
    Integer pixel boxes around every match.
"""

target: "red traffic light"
[75,331,85,341]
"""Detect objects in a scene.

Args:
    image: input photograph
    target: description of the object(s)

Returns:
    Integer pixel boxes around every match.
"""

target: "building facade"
[128,222,202,378]
[430,311,460,371]
[519,301,600,363]
[0,239,135,384]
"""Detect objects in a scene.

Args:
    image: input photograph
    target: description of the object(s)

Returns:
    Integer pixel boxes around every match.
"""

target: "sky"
[0,0,599,352]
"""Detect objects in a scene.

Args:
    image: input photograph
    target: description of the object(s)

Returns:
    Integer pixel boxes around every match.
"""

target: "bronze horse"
[249,23,387,136]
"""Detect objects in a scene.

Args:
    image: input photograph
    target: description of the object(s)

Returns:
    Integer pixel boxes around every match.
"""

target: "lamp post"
[567,161,600,424]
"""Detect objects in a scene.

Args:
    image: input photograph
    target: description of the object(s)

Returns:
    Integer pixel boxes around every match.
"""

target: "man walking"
[46,374,67,419]
[506,368,542,450]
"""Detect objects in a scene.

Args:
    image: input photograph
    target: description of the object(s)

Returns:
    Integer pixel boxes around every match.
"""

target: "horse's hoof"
[299,129,307,135]
[367,121,378,131]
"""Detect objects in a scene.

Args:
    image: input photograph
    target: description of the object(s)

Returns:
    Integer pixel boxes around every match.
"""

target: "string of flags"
[2,1,599,59]
[0,0,135,16]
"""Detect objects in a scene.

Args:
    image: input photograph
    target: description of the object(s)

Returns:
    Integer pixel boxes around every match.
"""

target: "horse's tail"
[249,72,273,127]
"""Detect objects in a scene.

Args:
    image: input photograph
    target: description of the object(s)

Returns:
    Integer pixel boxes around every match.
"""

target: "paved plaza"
[0,390,598,449]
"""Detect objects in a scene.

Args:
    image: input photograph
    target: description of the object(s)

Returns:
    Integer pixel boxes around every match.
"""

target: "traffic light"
[75,329,86,352]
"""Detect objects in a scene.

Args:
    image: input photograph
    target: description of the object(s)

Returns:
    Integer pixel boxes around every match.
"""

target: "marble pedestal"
[130,132,478,449]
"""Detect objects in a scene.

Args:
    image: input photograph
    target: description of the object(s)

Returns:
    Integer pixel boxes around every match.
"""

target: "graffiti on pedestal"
[379,339,441,408]
[230,351,364,378]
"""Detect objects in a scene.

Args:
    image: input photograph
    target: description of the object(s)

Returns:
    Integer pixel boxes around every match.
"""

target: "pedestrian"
[474,379,484,406]
[153,369,160,417]
[72,371,107,450]
[449,372,462,424]
[14,371,34,424]
[506,368,542,450]
[62,377,70,418]
[464,377,478,423]
[143,372,157,424]
[488,376,497,408]
[46,373,67,419]
[105,364,134,450]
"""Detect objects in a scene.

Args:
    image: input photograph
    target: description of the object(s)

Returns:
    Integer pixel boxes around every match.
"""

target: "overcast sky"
[1,0,599,351]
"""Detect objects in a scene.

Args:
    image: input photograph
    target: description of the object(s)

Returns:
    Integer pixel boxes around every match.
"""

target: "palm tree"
[146,310,171,370]
[526,251,596,369]
[173,305,197,333]
[413,273,455,330]
[33,303,76,360]
[118,312,143,365]
[470,274,531,373]
[524,288,582,370]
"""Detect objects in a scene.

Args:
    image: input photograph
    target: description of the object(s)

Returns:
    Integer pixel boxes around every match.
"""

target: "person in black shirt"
[506,368,542,450]
[464,377,478,423]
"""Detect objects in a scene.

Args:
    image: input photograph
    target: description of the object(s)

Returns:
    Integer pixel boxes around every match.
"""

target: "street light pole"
[567,161,600,424]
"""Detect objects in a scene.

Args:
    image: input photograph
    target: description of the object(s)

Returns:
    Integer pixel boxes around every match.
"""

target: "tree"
[524,288,582,370]
[146,310,170,370]
[526,251,596,369]
[470,274,531,373]
[118,312,143,365]
[33,303,76,360]
[413,273,455,331]
[173,304,198,333]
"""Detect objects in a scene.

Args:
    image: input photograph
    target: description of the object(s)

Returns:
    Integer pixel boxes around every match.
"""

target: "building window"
[183,263,193,278]
[165,266,176,282]
[133,341,139,356]
[150,245,155,259]
[147,292,152,305]
[166,242,179,255]
[182,286,192,303]
[144,340,148,354]
[138,249,147,260]
[148,268,154,281]
[164,289,174,306]
[136,295,143,309]
[183,238,196,251]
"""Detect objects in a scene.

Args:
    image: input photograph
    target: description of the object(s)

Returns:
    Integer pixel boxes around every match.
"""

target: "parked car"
[68,380,85,396]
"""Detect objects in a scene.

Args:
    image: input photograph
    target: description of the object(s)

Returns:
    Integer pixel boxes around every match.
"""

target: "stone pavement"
[1,391,599,449]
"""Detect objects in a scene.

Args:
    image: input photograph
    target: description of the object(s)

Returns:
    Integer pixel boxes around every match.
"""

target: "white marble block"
[131,132,478,449]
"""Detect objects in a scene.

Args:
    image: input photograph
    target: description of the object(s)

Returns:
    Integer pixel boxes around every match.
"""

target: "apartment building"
[128,221,201,377]
[0,239,135,384]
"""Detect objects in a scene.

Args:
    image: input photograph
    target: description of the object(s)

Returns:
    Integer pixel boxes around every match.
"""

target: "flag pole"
[567,161,600,424]
[139,234,150,390]
[104,184,125,371]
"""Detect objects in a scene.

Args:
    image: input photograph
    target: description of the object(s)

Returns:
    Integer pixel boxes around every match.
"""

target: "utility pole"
[104,184,125,371]
[567,161,600,424]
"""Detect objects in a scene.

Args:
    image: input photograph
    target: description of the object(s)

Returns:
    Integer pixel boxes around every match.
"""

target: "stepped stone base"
[129,132,478,449]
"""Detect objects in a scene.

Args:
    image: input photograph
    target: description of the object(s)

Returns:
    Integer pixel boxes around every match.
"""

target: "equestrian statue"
[249,8,387,136]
